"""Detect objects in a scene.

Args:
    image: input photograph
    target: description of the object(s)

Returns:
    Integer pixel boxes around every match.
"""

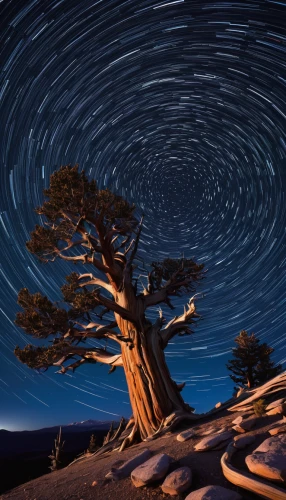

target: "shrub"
[253,399,266,416]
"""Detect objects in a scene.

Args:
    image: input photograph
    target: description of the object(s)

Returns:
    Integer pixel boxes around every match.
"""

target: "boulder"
[131,453,172,487]
[233,434,256,449]
[211,440,232,451]
[161,466,192,495]
[177,429,196,442]
[267,404,286,416]
[239,415,260,431]
[245,452,286,482]
[266,398,285,411]
[105,448,151,480]
[185,485,242,499]
[253,434,286,454]
[194,431,233,451]
[245,435,286,483]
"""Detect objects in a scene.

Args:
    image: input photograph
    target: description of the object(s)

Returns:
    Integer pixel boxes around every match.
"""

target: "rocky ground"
[1,401,286,500]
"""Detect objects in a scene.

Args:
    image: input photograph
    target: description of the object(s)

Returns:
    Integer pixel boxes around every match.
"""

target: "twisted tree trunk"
[114,289,196,448]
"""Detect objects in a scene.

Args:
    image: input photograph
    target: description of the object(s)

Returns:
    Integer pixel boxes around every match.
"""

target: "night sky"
[0,0,285,432]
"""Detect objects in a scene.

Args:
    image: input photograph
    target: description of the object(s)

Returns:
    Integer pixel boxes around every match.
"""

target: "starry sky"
[0,0,285,432]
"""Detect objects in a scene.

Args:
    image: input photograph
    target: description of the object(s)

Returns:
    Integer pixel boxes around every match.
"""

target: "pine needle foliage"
[226,330,282,389]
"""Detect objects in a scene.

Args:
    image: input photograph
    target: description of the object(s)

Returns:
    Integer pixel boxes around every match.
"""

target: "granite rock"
[131,453,172,487]
[177,429,196,442]
[194,431,233,451]
[233,434,256,449]
[161,466,192,495]
[185,485,242,499]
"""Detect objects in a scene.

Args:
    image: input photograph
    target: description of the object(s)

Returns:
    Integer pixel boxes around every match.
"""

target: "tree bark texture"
[115,288,191,441]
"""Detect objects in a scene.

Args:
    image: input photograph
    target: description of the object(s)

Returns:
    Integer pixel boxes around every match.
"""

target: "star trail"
[0,0,285,431]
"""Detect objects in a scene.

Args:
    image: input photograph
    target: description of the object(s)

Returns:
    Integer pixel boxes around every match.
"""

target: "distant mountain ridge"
[0,418,117,434]
[65,418,116,430]
[0,418,120,458]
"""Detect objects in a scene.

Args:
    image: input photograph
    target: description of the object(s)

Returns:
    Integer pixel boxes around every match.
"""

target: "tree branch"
[55,358,86,374]
[58,346,123,365]
[95,218,119,277]
[160,298,200,348]
[93,292,136,322]
[126,216,144,267]
[64,322,124,345]
[78,273,114,295]
[121,216,144,289]
[144,259,204,308]
[144,288,167,308]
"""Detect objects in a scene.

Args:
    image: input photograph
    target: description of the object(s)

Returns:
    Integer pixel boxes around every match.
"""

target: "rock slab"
[254,434,286,454]
[232,424,246,434]
[199,426,218,436]
[232,415,243,425]
[105,448,151,480]
[238,415,260,431]
[267,403,286,416]
[177,429,195,442]
[194,431,233,451]
[269,425,286,436]
[185,485,242,499]
[245,434,286,483]
[245,452,286,482]
[131,453,172,487]
[266,399,285,411]
[233,434,255,449]
[161,466,192,495]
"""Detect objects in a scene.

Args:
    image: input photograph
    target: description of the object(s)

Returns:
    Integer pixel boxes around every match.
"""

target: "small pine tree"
[253,399,266,416]
[226,330,282,389]
[88,433,98,453]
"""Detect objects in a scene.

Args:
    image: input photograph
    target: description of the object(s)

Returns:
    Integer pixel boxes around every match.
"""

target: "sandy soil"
[1,410,285,500]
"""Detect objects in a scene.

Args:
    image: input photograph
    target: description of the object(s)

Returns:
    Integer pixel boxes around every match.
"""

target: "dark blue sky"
[0,0,285,431]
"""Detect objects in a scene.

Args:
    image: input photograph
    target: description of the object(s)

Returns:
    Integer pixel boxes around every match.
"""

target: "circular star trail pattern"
[0,0,285,430]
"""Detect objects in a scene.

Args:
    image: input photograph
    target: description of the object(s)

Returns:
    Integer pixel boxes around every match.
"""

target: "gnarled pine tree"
[15,165,204,450]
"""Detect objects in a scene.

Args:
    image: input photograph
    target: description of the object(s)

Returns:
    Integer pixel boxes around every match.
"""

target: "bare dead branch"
[64,322,123,344]
[78,273,114,295]
[126,215,144,266]
[160,298,200,348]
[62,346,123,367]
[121,216,144,289]
[56,358,86,374]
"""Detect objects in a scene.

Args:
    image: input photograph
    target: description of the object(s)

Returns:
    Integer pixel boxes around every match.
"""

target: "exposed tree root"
[228,372,286,412]
[221,442,286,500]
[143,409,199,442]
[68,408,200,467]
[118,421,139,451]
